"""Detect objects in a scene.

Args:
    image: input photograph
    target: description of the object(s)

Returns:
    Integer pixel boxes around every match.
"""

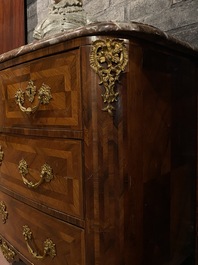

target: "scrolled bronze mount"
[0,238,16,263]
[0,201,8,223]
[18,159,54,189]
[15,80,52,115]
[23,225,56,260]
[90,38,128,116]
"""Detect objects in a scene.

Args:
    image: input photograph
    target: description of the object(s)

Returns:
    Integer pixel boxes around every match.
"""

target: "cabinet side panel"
[81,39,129,265]
[141,47,196,265]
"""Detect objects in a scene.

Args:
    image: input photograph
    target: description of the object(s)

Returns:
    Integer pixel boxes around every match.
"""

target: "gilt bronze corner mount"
[90,38,128,116]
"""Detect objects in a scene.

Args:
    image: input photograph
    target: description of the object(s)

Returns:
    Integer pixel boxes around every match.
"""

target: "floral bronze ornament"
[18,159,54,189]
[90,38,128,115]
[0,238,16,262]
[23,225,56,260]
[0,201,8,223]
[15,80,52,115]
[25,80,37,102]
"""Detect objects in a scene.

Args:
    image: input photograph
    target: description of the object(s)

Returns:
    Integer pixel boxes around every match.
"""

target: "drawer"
[0,49,81,129]
[0,134,83,219]
[0,191,85,265]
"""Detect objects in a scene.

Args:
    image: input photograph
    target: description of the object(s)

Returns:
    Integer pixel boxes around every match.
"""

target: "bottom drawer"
[0,191,85,265]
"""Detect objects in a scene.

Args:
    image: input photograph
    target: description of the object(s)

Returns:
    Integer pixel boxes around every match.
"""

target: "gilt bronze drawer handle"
[0,201,8,223]
[0,238,16,262]
[18,159,54,189]
[15,80,52,115]
[23,225,56,260]
[90,38,128,116]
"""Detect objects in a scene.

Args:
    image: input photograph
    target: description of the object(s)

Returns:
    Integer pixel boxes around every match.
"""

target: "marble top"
[0,21,197,63]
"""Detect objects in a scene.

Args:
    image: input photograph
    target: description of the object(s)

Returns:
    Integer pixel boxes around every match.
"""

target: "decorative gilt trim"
[0,238,16,263]
[15,80,52,115]
[0,201,8,224]
[0,145,4,166]
[23,225,56,260]
[18,159,54,189]
[90,38,128,116]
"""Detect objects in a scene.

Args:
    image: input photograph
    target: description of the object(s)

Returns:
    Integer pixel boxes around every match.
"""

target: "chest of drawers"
[0,22,197,265]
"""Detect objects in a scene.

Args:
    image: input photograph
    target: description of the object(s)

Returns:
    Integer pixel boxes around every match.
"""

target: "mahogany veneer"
[0,22,197,265]
[0,0,25,54]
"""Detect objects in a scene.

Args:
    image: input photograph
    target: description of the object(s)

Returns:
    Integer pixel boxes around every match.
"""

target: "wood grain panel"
[0,31,196,265]
[81,40,128,265]
[0,0,25,54]
[81,38,197,265]
[0,191,85,265]
[0,49,81,130]
[0,134,83,219]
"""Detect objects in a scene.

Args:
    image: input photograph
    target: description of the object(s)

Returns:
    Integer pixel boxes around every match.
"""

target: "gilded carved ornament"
[0,201,8,223]
[15,80,52,115]
[18,159,54,189]
[23,225,56,260]
[90,38,128,116]
[0,238,16,263]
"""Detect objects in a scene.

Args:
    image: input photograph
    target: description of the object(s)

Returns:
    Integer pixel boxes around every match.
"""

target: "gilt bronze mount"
[18,159,54,189]
[90,38,128,116]
[23,225,56,260]
[15,80,52,115]
[0,201,8,223]
[0,238,16,262]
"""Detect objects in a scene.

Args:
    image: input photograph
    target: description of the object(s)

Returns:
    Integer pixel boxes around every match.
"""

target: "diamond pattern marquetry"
[0,192,85,265]
[0,49,81,129]
[0,134,83,219]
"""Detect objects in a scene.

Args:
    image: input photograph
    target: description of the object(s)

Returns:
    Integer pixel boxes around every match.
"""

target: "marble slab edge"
[0,21,197,63]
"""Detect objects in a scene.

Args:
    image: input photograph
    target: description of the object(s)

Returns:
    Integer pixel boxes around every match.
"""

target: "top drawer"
[0,49,82,130]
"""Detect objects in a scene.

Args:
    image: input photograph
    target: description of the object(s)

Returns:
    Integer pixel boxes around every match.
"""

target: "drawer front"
[0,134,83,219]
[0,191,85,265]
[0,49,81,129]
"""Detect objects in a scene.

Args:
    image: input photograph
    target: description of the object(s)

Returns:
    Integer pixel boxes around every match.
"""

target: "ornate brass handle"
[0,201,8,223]
[0,238,16,262]
[23,225,56,260]
[15,80,52,115]
[18,159,54,189]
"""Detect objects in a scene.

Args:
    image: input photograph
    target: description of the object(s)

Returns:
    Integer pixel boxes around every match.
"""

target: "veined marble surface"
[0,21,197,63]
